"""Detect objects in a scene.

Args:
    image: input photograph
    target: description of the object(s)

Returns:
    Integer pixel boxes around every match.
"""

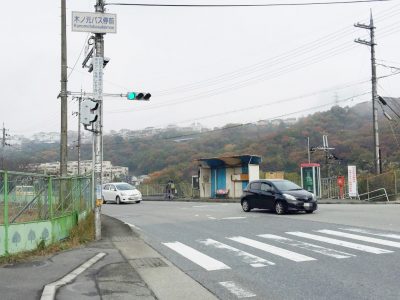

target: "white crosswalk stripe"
[163,242,230,271]
[198,238,275,267]
[317,230,400,248]
[287,231,393,254]
[258,234,355,259]
[228,236,316,262]
[219,281,256,298]
[339,227,400,240]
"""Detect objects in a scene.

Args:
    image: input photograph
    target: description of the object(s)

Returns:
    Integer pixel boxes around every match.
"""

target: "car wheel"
[306,210,314,214]
[116,196,121,205]
[275,201,286,215]
[135,201,141,204]
[242,200,251,212]
[102,196,106,204]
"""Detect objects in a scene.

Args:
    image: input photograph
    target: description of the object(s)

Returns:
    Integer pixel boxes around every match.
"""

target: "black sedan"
[240,179,317,214]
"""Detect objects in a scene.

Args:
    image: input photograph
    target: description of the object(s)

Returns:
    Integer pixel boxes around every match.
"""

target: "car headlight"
[283,194,297,201]
[120,192,126,196]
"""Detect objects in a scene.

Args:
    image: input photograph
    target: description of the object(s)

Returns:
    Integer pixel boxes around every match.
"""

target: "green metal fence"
[319,170,399,201]
[0,171,92,256]
[357,170,399,201]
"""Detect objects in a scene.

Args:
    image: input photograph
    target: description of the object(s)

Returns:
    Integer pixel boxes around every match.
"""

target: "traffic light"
[80,99,99,125]
[126,92,151,101]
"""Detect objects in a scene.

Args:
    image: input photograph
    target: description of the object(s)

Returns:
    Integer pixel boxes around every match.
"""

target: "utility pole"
[60,0,68,176]
[355,12,381,174]
[93,0,105,240]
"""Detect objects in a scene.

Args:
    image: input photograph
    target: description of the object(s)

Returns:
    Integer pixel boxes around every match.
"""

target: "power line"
[107,0,392,8]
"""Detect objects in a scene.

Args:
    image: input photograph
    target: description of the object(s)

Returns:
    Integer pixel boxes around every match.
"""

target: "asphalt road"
[103,202,400,300]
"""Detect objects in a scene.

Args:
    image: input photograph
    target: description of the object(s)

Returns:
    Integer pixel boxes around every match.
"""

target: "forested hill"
[7,101,400,181]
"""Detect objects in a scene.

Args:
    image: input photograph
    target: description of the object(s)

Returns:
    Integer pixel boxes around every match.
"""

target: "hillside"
[5,101,400,181]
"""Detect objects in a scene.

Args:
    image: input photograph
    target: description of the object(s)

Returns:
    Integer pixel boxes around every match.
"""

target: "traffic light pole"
[93,0,105,240]
[60,0,68,177]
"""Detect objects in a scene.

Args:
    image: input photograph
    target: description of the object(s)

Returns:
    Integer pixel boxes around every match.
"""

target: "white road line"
[221,217,247,220]
[40,252,106,300]
[317,229,400,248]
[228,236,316,262]
[198,238,274,267]
[219,281,256,298]
[339,228,400,240]
[208,216,217,220]
[287,232,393,254]
[258,234,354,259]
[163,242,230,271]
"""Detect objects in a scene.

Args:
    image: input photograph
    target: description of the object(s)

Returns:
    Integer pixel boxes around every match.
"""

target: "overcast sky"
[1,0,400,137]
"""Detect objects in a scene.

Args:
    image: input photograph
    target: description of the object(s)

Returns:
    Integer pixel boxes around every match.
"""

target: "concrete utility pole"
[93,0,105,240]
[60,0,68,176]
[355,12,381,174]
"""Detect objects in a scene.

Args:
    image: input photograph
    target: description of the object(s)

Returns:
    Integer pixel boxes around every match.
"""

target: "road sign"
[72,11,117,33]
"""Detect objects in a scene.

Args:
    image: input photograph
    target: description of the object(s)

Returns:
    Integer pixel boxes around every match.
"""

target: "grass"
[0,212,95,266]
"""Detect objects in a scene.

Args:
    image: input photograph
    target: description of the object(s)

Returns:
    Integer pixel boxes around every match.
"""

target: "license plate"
[304,203,312,208]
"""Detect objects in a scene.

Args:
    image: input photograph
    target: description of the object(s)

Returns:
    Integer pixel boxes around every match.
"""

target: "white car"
[102,182,142,204]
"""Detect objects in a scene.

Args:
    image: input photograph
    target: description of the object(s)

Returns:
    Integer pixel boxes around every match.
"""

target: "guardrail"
[357,188,389,202]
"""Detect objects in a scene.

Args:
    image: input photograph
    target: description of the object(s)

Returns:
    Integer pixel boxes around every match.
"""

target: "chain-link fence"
[138,182,198,198]
[0,171,92,256]
[0,171,92,225]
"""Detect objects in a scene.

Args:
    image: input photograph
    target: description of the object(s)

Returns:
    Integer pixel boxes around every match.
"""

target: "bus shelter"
[197,155,261,199]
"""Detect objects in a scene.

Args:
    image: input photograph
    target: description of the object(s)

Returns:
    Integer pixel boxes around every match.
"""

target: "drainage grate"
[130,257,168,269]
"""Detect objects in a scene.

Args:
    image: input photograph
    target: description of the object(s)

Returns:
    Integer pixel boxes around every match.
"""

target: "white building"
[27,160,128,182]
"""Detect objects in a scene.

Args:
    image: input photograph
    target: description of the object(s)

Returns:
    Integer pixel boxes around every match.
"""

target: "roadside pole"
[93,0,105,240]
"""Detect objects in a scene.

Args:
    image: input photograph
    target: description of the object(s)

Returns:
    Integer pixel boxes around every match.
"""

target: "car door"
[109,184,117,202]
[102,184,110,201]
[259,182,275,209]
[248,182,262,208]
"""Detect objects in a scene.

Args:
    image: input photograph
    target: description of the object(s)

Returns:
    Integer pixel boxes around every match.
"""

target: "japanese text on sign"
[347,165,358,197]
[72,12,117,34]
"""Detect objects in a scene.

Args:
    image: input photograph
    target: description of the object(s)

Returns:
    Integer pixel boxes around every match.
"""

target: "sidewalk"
[0,215,217,300]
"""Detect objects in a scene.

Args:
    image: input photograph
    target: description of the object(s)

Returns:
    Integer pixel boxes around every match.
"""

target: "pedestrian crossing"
[162,227,399,271]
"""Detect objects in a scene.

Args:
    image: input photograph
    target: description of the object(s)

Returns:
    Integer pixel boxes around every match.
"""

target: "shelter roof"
[197,155,262,168]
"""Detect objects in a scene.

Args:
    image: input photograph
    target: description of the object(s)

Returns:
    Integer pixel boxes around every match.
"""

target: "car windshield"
[273,180,302,191]
[115,183,135,190]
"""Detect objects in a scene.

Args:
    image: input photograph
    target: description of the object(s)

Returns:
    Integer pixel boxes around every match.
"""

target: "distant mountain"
[5,102,400,181]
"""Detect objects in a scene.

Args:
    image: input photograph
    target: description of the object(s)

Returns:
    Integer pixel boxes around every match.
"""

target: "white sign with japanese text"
[72,11,117,33]
[347,165,358,197]
[92,57,103,100]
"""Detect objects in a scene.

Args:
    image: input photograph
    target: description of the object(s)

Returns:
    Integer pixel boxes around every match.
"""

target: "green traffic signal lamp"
[127,92,137,100]
[126,92,151,101]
